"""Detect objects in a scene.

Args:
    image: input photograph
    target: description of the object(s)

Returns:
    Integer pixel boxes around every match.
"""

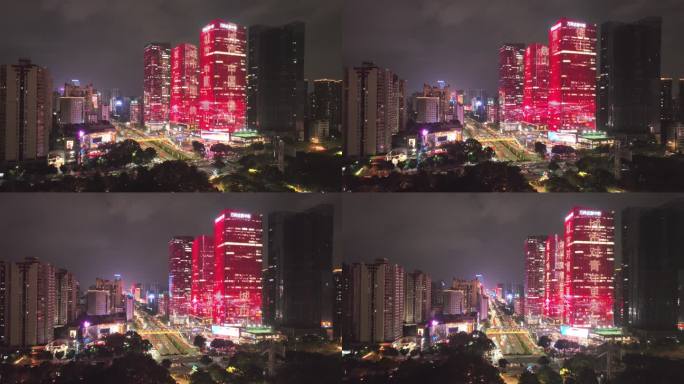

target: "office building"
[191,235,214,321]
[247,22,306,139]
[451,278,481,313]
[523,44,550,126]
[170,43,199,128]
[621,201,684,331]
[143,43,171,128]
[416,96,440,124]
[498,43,526,126]
[442,289,466,315]
[264,204,333,334]
[55,269,79,326]
[543,234,564,322]
[563,207,615,328]
[59,97,85,125]
[213,210,263,325]
[198,20,247,140]
[95,276,124,314]
[0,59,52,164]
[597,17,661,136]
[548,19,597,132]
[168,236,194,320]
[86,289,110,316]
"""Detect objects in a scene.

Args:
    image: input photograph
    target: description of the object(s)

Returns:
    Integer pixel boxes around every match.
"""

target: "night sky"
[0,194,342,290]
[343,0,684,94]
[1,194,681,292]
[0,0,341,96]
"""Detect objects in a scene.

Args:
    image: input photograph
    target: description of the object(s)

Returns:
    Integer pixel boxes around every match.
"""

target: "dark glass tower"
[264,204,334,335]
[247,22,306,139]
[597,17,661,137]
[620,201,684,332]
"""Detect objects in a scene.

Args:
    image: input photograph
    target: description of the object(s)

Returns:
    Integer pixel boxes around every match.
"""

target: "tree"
[537,335,552,349]
[200,355,213,365]
[194,335,207,349]
[190,369,216,384]
[192,141,206,157]
[161,359,172,369]
[498,358,509,369]
[537,365,563,384]
[537,355,550,366]
[534,141,547,157]
[519,370,541,384]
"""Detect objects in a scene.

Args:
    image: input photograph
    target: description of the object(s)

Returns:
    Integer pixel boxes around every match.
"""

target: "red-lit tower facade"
[563,208,615,328]
[523,44,550,127]
[544,234,564,322]
[548,19,597,132]
[524,236,546,324]
[191,235,214,322]
[198,20,247,141]
[498,43,525,126]
[170,44,199,129]
[143,43,171,128]
[213,210,263,325]
[169,236,194,320]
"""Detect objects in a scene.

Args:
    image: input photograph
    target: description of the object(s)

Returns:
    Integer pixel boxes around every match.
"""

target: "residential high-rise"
[333,265,352,341]
[95,276,124,314]
[170,43,199,129]
[0,261,8,345]
[198,20,247,140]
[0,59,52,164]
[415,97,440,124]
[59,97,85,124]
[168,236,194,320]
[523,44,550,127]
[451,278,481,313]
[343,62,403,157]
[404,270,431,324]
[143,43,171,128]
[597,17,662,137]
[213,210,263,325]
[620,201,684,331]
[312,79,343,136]
[423,82,451,123]
[548,19,597,132]
[543,234,564,322]
[524,236,547,324]
[86,289,110,316]
[8,258,55,346]
[442,289,466,315]
[55,269,79,326]
[660,78,674,122]
[264,205,333,334]
[191,235,214,322]
[350,259,404,343]
[498,43,526,126]
[247,22,306,139]
[563,207,615,328]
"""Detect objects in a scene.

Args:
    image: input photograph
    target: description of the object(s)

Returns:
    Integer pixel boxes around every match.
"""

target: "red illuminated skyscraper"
[524,236,546,324]
[548,19,597,132]
[169,236,194,319]
[563,207,615,328]
[498,43,525,126]
[191,235,214,321]
[523,44,550,126]
[198,20,247,141]
[143,43,171,128]
[170,44,199,129]
[213,210,263,325]
[543,234,564,322]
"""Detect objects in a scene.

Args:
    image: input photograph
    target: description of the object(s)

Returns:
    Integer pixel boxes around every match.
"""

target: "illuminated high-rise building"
[198,20,247,140]
[523,44,550,126]
[543,234,564,322]
[168,236,194,320]
[404,270,431,324]
[548,19,597,132]
[191,235,214,322]
[524,236,546,324]
[312,79,343,136]
[597,17,661,136]
[170,43,199,128]
[563,207,615,328]
[213,210,263,325]
[7,258,55,346]
[0,59,52,164]
[143,43,171,128]
[498,43,525,126]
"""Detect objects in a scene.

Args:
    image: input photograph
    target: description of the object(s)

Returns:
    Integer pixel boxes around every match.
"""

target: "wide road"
[464,118,536,163]
[486,302,542,358]
[133,309,199,360]
[114,123,197,162]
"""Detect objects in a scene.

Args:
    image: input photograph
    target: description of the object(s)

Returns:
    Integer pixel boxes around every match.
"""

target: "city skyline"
[344,0,684,94]
[0,0,341,95]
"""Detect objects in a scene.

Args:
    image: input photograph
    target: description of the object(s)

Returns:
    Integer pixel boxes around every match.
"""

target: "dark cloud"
[1,0,342,95]
[0,194,342,289]
[340,194,682,287]
[343,0,684,94]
